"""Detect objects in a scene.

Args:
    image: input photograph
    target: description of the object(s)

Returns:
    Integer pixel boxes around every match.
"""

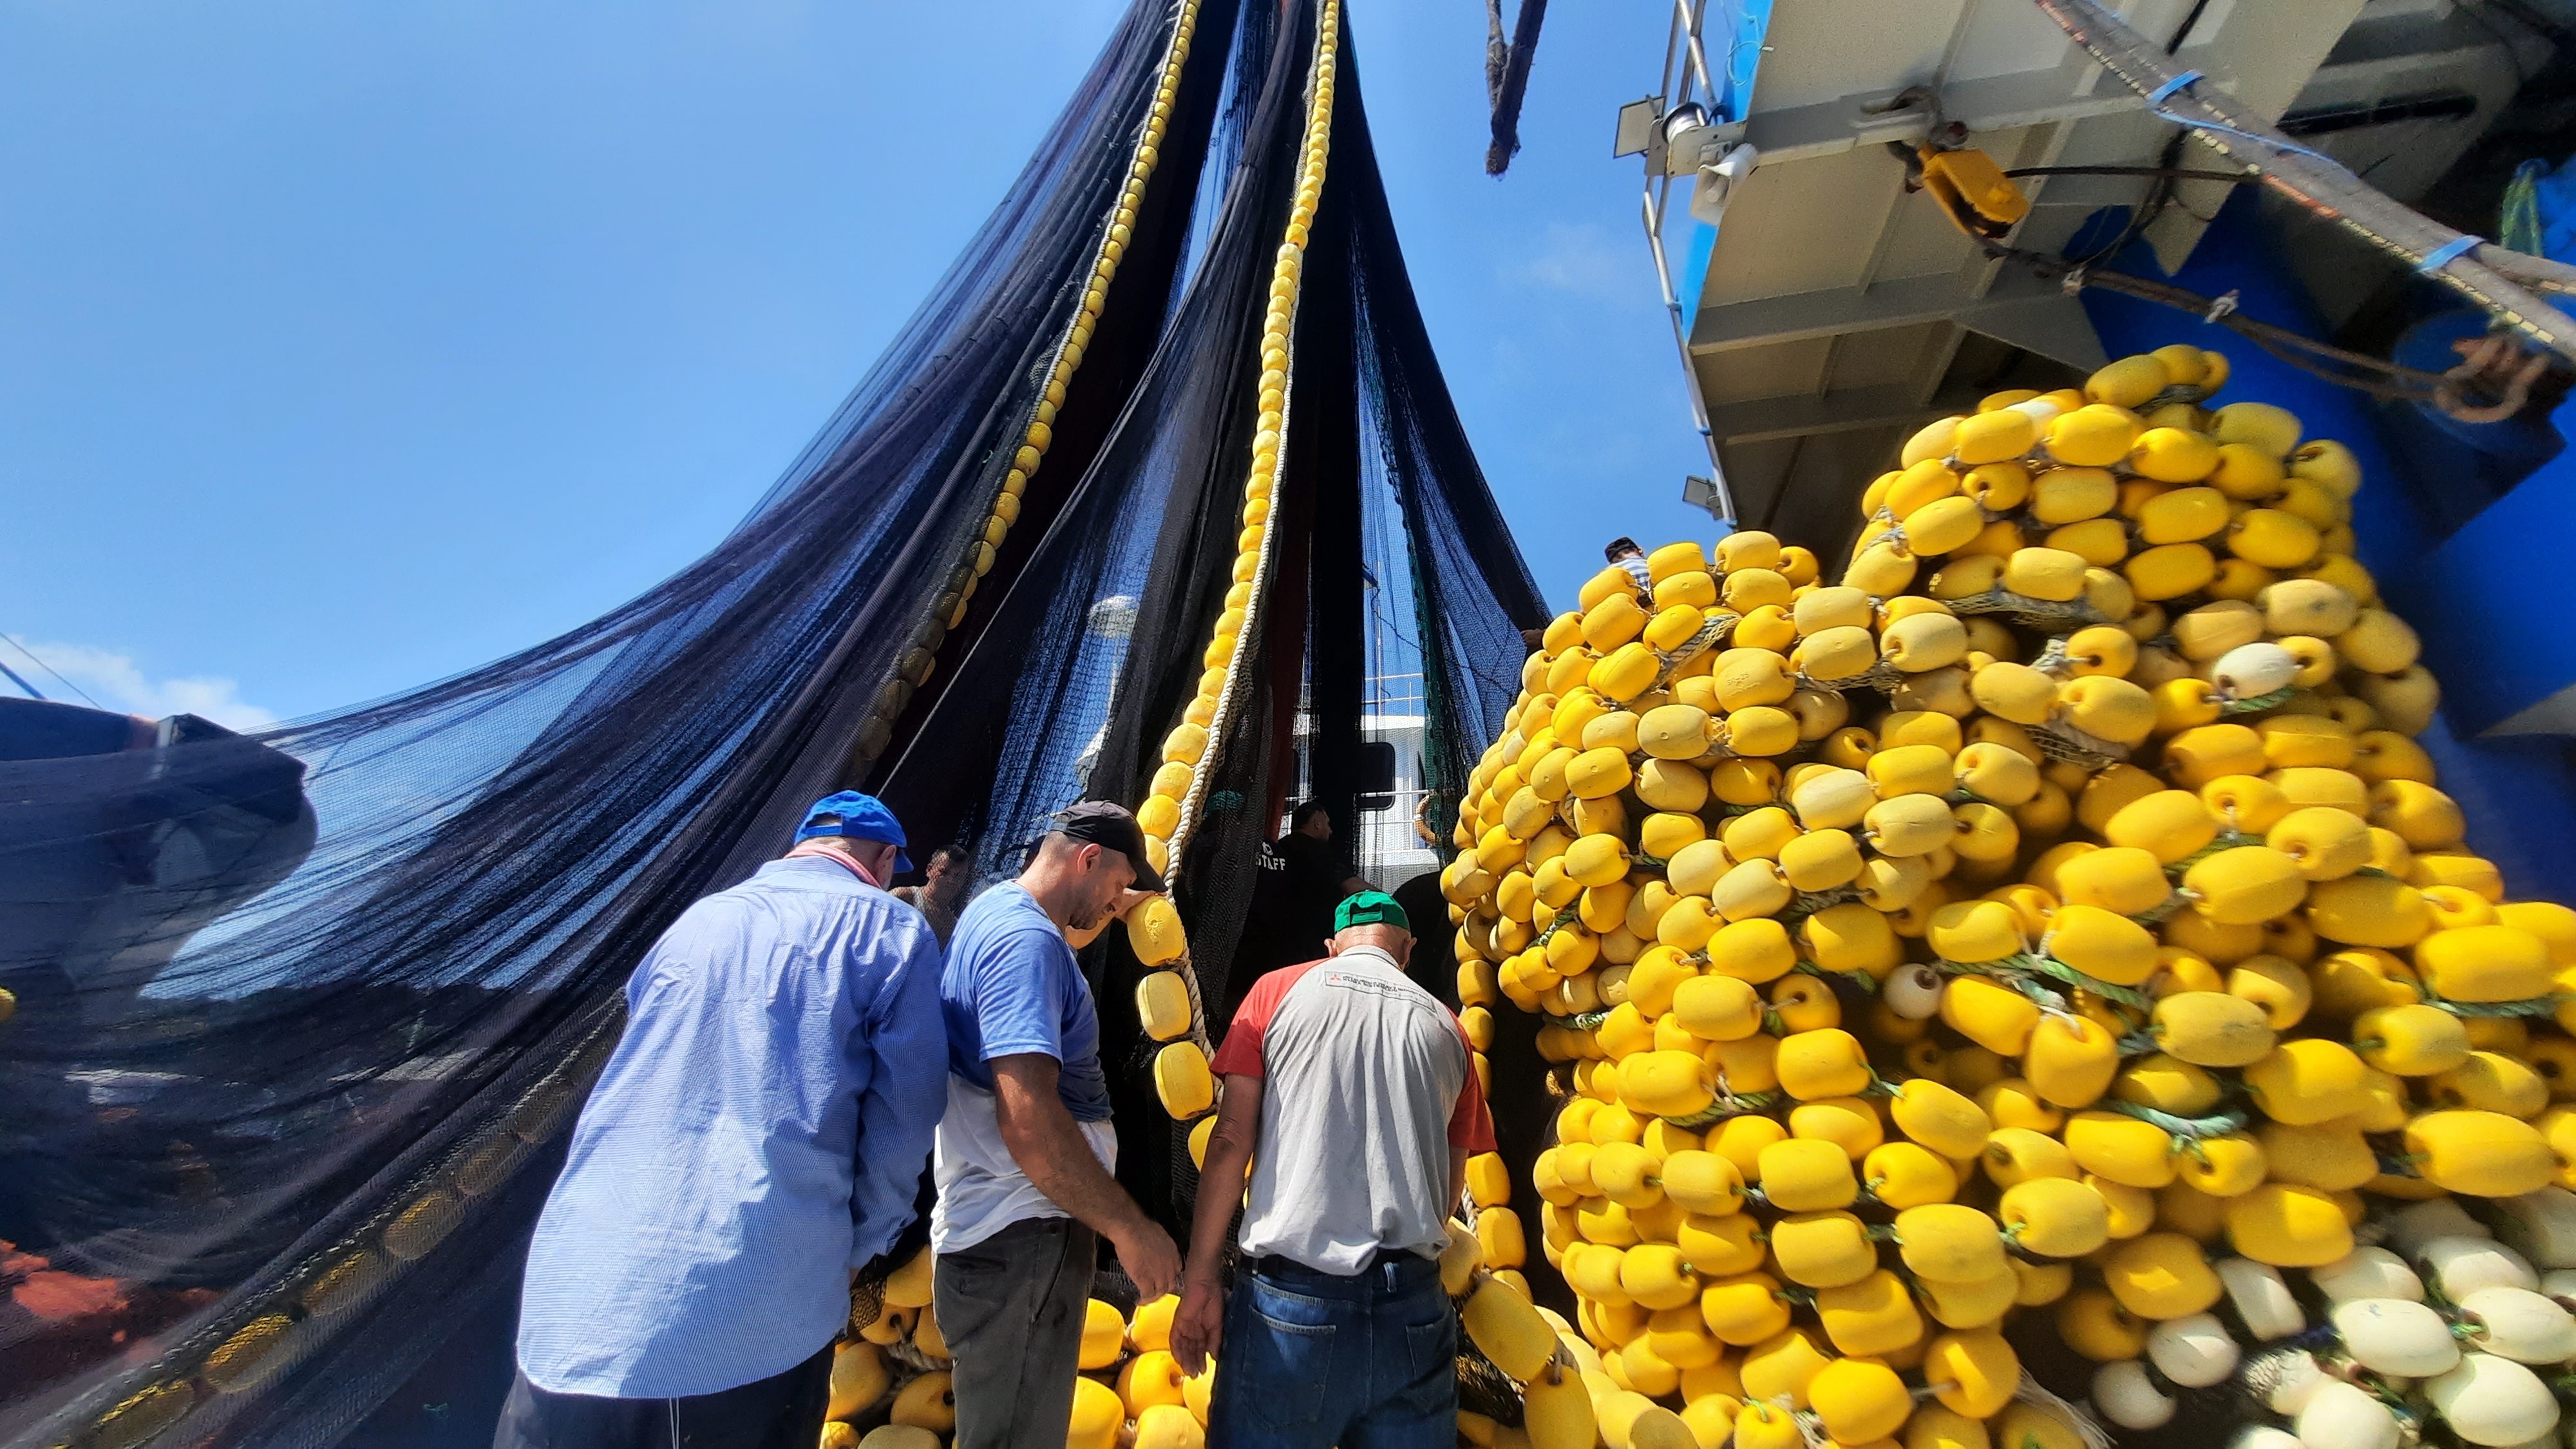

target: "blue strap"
[2418,234,2481,274]
[2144,68,2351,171]
[2146,70,2204,106]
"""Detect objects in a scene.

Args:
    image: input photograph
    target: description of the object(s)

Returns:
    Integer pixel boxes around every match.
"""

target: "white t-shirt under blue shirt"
[932,882,1117,1252]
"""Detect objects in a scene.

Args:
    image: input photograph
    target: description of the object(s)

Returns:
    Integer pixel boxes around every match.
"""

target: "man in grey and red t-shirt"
[1170,891,1495,1449]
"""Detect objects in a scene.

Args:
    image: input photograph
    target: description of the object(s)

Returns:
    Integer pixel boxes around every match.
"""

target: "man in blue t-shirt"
[934,802,1180,1449]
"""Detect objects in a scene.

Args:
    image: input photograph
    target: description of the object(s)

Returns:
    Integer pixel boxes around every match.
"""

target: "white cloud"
[1507,222,1640,303]
[6,639,278,732]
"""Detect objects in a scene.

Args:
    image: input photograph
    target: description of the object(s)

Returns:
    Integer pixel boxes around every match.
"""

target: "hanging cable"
[2,632,106,709]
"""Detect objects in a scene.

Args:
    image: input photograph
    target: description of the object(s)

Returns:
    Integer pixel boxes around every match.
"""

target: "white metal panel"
[1696,146,1913,303]
[1631,0,2532,524]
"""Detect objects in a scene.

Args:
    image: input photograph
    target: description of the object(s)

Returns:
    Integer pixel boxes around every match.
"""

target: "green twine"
[2220,685,2297,716]
[2128,891,2191,927]
[2096,1098,2248,1139]
[1936,952,2148,1011]
[1669,1088,1783,1129]
[2013,952,2152,1010]
[1530,906,1580,949]
[2162,829,2252,880]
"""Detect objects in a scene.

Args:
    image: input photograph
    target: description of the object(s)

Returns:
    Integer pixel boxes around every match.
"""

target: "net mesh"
[0,4,1549,1446]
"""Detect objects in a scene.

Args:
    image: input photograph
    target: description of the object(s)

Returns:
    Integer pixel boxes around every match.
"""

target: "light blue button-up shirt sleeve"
[518,856,955,1399]
[848,922,946,1271]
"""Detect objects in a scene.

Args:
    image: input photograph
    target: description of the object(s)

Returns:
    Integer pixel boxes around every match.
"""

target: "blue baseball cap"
[796,791,913,873]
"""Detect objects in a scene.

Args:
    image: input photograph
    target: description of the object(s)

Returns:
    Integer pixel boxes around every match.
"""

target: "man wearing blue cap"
[500,792,946,1449]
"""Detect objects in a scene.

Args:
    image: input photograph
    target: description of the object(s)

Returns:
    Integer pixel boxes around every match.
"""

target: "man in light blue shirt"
[501,792,944,1449]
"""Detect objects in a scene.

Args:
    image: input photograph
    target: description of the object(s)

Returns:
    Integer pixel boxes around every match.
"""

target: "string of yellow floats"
[846,0,1208,779]
[1119,0,1342,1146]
[1104,10,1574,1433]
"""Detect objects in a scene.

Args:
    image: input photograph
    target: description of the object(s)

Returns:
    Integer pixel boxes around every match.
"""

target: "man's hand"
[1170,1276,1224,1376]
[1111,887,1158,921]
[992,1053,1178,1291]
[1112,1218,1183,1302]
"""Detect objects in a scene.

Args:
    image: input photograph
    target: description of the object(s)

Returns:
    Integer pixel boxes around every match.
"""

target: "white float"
[2427,1353,2562,1446]
[2334,1297,2463,1376]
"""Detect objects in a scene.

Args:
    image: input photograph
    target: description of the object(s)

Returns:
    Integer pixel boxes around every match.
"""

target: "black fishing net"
[0,3,1549,1446]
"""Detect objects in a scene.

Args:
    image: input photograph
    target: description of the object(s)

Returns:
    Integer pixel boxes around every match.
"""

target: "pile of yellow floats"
[823,1255,1221,1449]
[1436,345,2576,1449]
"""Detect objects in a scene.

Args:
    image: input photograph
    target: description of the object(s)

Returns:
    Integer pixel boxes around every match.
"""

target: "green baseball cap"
[1334,890,1410,934]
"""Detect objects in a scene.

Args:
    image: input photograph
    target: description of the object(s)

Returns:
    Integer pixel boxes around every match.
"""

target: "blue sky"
[1,1,1714,727]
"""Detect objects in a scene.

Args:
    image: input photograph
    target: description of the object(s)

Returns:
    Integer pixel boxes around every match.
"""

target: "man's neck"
[787,842,880,889]
[1014,869,1073,931]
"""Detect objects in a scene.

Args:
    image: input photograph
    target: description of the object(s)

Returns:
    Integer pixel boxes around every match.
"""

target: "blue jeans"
[1206,1253,1456,1449]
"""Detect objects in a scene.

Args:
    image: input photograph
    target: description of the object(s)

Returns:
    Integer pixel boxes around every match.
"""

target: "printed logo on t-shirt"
[1318,969,1415,1004]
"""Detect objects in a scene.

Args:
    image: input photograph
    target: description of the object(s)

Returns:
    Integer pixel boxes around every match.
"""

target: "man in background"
[1170,891,1493,1449]
[934,802,1181,1449]
[892,844,971,945]
[504,792,943,1449]
[1256,800,1371,961]
[1387,865,1457,1010]
[1605,536,1651,589]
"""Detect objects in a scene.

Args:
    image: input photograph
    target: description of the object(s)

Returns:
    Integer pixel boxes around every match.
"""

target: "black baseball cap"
[1052,800,1168,893]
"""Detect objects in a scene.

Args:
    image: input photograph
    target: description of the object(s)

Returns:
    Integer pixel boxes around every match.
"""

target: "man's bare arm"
[1448,1143,1470,1220]
[990,1054,1180,1296]
[1171,1074,1263,1376]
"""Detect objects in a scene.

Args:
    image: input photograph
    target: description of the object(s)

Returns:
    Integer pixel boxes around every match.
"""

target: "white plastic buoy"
[2334,1298,2463,1377]
[1883,963,1943,1019]
[2091,1359,2175,1430]
[2460,1286,2576,1365]
[2233,1427,2306,1449]
[2312,1247,2426,1304]
[2496,1189,2576,1271]
[2219,1258,2306,1340]
[2426,1236,2542,1300]
[2212,642,2300,700]
[2427,1353,2561,1446]
[2148,1312,2242,1386]
[2389,1199,2493,1256]
[2295,1379,2403,1449]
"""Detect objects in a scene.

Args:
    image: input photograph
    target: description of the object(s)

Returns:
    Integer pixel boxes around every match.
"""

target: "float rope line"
[1126,0,1342,1119]
[51,1014,628,1449]
[842,0,1209,779]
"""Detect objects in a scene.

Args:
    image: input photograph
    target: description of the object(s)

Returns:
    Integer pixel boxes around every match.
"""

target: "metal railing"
[1632,0,1772,526]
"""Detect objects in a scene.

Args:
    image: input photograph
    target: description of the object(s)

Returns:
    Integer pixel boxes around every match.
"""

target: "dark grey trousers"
[936,1217,1097,1449]
[492,1345,831,1449]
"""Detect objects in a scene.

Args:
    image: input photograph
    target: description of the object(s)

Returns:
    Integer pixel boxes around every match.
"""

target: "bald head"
[1327,922,1412,965]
